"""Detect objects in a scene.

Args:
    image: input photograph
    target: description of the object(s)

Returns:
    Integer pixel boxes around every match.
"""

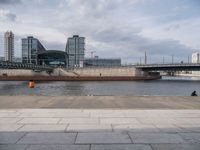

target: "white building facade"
[192,52,200,75]
[4,31,14,62]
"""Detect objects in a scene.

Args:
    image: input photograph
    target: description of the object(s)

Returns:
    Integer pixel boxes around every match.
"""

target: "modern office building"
[65,35,85,68]
[22,36,46,64]
[4,31,14,62]
[84,57,121,67]
[37,50,67,67]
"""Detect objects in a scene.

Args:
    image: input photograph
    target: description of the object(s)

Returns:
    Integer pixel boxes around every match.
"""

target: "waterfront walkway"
[0,96,200,150]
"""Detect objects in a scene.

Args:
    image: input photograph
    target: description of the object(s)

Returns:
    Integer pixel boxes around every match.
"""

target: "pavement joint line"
[16,124,25,131]
[111,124,114,132]
[89,144,91,150]
[149,144,156,150]
[15,132,28,144]
[74,132,78,144]
[127,132,134,144]
[57,118,62,124]
[64,124,69,132]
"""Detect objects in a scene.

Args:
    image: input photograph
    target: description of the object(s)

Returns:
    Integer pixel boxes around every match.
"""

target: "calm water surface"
[0,76,200,96]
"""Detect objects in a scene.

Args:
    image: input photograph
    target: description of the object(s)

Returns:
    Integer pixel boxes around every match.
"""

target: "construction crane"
[85,50,96,58]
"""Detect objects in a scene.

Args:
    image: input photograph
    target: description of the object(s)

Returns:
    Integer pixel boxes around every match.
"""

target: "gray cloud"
[0,0,21,5]
[0,10,16,22]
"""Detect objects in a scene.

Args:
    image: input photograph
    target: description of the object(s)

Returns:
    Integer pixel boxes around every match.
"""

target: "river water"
[0,76,200,96]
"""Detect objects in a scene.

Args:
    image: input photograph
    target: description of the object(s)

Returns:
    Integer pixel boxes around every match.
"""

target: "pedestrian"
[191,91,198,96]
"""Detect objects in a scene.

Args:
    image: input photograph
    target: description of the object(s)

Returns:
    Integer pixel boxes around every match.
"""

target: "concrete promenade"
[0,96,200,150]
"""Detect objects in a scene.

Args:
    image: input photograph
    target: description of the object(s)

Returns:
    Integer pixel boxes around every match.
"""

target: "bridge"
[135,63,200,71]
[0,61,53,72]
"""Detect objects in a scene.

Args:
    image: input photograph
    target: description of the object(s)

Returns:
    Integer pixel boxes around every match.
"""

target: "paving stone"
[18,125,67,132]
[18,133,76,144]
[175,118,200,125]
[0,132,25,144]
[151,144,200,150]
[100,118,140,125]
[19,113,55,118]
[0,118,22,124]
[0,144,28,150]
[91,144,153,150]
[155,125,184,133]
[137,118,177,125]
[59,118,99,124]
[27,145,90,150]
[177,125,200,132]
[67,124,112,132]
[91,113,125,118]
[0,124,23,132]
[129,133,186,144]
[76,132,131,144]
[54,112,90,118]
[113,124,159,133]
[179,133,200,143]
[0,112,20,118]
[18,118,60,124]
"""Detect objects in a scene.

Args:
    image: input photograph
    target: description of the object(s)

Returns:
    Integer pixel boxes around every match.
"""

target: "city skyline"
[0,0,200,64]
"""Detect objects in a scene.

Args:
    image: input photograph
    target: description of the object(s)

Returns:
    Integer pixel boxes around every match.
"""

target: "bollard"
[29,80,35,88]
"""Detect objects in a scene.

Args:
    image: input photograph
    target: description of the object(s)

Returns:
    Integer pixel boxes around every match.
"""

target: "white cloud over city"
[0,0,200,64]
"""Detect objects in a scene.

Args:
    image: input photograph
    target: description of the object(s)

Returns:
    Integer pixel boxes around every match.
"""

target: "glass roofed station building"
[37,50,68,67]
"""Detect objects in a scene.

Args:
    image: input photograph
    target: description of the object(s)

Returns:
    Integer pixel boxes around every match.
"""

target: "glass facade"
[65,35,85,68]
[84,58,121,67]
[37,50,67,67]
[22,36,46,64]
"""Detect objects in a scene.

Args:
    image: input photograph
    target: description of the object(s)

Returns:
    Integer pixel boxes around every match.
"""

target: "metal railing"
[0,61,53,71]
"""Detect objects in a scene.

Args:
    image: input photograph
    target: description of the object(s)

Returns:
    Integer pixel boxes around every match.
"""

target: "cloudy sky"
[0,0,200,64]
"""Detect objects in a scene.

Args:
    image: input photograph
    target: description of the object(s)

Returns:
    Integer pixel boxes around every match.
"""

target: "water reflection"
[0,77,200,96]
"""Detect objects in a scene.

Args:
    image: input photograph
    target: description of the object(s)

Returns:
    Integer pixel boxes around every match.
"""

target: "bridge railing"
[0,61,53,71]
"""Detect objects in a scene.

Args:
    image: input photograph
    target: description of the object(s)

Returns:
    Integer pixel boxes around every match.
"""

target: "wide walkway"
[1,109,200,150]
[0,96,200,109]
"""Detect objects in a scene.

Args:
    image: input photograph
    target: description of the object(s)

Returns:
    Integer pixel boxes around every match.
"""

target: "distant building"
[192,52,200,63]
[4,31,14,62]
[0,57,4,61]
[13,57,22,63]
[65,35,85,68]
[22,36,46,64]
[37,50,67,67]
[84,58,121,67]
[192,52,200,75]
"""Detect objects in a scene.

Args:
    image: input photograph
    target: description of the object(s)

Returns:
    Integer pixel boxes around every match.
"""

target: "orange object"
[29,80,35,88]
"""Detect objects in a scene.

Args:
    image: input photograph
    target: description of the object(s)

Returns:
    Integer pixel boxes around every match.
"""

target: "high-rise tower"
[4,31,14,62]
[65,35,85,68]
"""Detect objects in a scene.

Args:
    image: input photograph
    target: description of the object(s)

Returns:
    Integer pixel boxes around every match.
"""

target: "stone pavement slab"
[129,133,186,144]
[179,133,200,143]
[0,145,28,150]
[100,118,140,124]
[91,144,153,150]
[59,118,99,124]
[113,124,159,133]
[76,132,131,144]
[0,124,23,132]
[26,145,90,150]
[0,118,22,124]
[0,132,25,144]
[18,118,60,124]
[151,144,200,150]
[67,124,112,132]
[17,124,67,132]
[18,133,76,144]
